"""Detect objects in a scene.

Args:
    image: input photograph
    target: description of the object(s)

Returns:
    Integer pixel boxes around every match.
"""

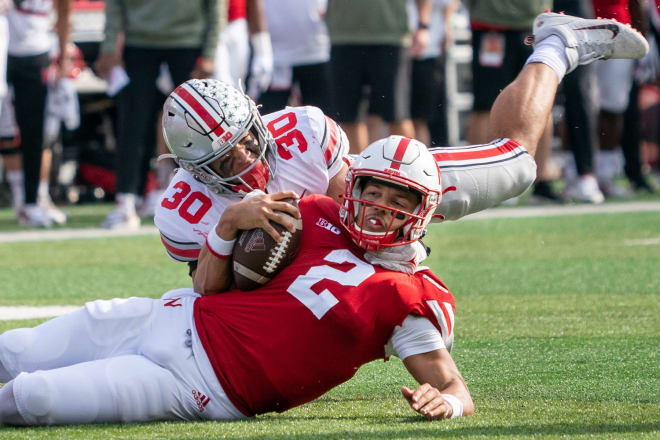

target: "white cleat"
[20,204,54,228]
[533,12,649,72]
[39,197,68,225]
[563,175,605,204]
[101,206,141,230]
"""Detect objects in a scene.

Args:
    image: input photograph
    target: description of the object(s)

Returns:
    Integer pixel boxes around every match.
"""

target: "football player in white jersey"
[155,79,536,294]
[157,12,649,293]
[0,0,8,111]
[154,79,350,293]
[0,12,650,426]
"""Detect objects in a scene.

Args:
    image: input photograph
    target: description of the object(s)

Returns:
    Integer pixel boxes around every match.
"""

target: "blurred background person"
[95,0,222,230]
[2,0,71,227]
[590,0,647,198]
[0,0,7,114]
[325,0,431,154]
[213,0,273,100]
[407,0,458,147]
[555,0,605,204]
[256,0,334,115]
[464,0,561,203]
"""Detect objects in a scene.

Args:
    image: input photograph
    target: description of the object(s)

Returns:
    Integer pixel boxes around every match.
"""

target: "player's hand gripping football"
[217,191,301,243]
[401,383,454,420]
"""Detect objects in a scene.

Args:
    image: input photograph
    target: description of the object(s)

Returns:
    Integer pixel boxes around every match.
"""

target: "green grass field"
[0,204,659,439]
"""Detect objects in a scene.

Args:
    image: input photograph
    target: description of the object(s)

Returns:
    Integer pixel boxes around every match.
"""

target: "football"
[232,198,303,290]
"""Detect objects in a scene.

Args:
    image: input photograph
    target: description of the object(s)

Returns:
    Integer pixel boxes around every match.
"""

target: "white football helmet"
[161,79,276,195]
[340,136,442,251]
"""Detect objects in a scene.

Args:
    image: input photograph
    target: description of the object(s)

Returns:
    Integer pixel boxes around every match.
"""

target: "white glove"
[44,78,80,145]
[247,32,273,99]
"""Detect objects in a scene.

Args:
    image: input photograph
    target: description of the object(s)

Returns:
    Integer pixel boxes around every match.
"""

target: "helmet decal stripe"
[389,137,411,170]
[431,138,519,162]
[173,85,226,139]
[323,116,339,165]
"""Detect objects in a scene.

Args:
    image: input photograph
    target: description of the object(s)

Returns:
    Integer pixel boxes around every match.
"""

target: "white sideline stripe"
[623,238,660,246]
[0,202,658,244]
[0,226,159,243]
[0,306,81,321]
[464,201,660,220]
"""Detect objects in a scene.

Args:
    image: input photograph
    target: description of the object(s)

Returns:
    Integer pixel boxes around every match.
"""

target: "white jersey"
[264,0,330,67]
[0,11,7,101]
[431,138,537,221]
[8,0,53,56]
[407,0,452,60]
[155,105,349,263]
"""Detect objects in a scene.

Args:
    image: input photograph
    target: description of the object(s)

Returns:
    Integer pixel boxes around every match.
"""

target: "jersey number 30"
[286,249,375,319]
[161,181,212,224]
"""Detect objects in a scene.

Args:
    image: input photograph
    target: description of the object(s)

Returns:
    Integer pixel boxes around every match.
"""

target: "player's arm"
[411,0,432,57]
[193,191,301,295]
[326,161,348,203]
[401,349,474,420]
[321,114,351,203]
[55,0,72,78]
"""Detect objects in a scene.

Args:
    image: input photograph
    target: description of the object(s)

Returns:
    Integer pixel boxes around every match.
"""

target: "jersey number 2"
[286,249,375,319]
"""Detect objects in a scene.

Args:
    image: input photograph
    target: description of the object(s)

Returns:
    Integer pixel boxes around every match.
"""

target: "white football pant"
[0,289,244,424]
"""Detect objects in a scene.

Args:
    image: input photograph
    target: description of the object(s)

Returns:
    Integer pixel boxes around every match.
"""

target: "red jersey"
[194,195,455,416]
[591,0,631,25]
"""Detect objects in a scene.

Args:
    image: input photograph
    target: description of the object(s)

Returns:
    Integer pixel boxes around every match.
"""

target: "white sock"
[525,35,569,82]
[116,192,137,212]
[38,179,50,203]
[6,170,24,209]
[596,150,623,182]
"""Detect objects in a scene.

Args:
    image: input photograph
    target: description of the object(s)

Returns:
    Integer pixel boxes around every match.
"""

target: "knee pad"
[0,325,74,372]
[14,369,101,425]
[13,373,55,423]
[83,297,154,346]
[1,328,36,356]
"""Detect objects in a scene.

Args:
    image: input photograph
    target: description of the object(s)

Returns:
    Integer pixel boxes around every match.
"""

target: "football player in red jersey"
[0,11,649,426]
[0,136,474,424]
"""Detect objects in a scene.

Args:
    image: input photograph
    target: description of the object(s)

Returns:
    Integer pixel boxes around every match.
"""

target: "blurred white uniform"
[407,0,451,60]
[595,58,635,113]
[214,14,250,87]
[264,0,329,89]
[0,1,8,105]
[0,87,14,137]
[7,0,52,57]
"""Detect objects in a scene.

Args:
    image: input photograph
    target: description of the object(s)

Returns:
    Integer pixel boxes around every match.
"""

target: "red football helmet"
[340,136,442,251]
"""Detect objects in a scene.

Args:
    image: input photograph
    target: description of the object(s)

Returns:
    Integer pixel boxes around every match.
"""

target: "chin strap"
[363,241,428,274]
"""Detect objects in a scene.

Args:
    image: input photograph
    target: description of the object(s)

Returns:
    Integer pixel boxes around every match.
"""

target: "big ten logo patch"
[316,218,341,235]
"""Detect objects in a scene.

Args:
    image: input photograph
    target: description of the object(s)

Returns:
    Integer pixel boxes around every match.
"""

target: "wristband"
[206,227,236,260]
[418,22,429,30]
[440,394,463,418]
